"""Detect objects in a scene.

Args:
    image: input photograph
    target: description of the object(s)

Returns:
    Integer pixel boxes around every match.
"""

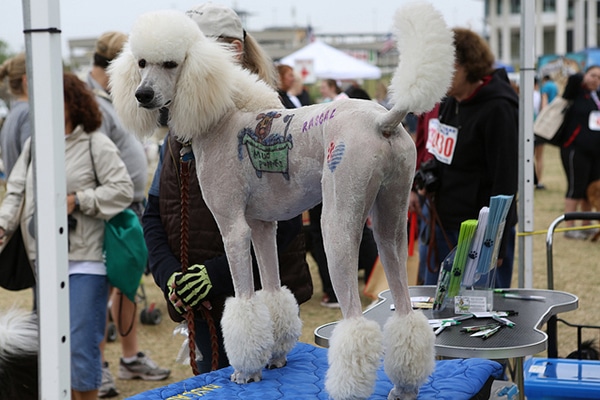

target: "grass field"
[1,143,599,398]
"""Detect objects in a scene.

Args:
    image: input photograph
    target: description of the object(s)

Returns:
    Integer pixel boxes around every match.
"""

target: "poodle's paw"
[230,369,262,384]
[267,355,287,369]
[383,311,435,398]
[326,317,383,400]
[387,386,418,400]
[222,296,274,376]
[256,287,302,365]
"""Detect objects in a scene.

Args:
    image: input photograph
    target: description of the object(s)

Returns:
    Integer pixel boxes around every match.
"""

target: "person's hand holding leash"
[168,264,213,314]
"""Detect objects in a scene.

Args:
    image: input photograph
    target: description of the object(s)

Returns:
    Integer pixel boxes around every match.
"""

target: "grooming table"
[316,287,579,400]
[130,342,503,399]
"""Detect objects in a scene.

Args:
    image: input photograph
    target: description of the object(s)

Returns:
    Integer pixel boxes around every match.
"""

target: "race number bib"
[589,110,600,131]
[427,118,458,165]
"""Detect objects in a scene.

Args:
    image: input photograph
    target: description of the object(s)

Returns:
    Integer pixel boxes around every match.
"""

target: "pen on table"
[492,315,516,328]
[434,320,461,336]
[494,289,546,301]
[502,293,546,301]
[460,323,499,333]
[481,325,503,340]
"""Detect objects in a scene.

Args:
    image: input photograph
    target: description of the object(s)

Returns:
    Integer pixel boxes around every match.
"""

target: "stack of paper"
[433,219,477,309]
[461,207,489,287]
[475,195,514,277]
[433,248,455,310]
[447,219,478,297]
[432,194,514,310]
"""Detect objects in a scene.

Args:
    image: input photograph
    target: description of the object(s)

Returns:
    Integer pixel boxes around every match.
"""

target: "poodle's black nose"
[135,87,155,105]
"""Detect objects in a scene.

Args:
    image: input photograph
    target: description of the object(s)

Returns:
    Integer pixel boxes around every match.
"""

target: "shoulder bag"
[0,225,36,290]
[533,96,572,146]
[103,208,147,302]
[88,133,147,302]
[0,147,36,291]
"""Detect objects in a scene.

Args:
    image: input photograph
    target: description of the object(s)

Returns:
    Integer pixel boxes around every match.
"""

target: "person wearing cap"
[143,3,312,374]
[185,2,277,86]
[87,31,170,398]
[0,52,30,177]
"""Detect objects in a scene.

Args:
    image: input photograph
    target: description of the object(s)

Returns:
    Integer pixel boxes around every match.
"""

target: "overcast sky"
[1,0,484,55]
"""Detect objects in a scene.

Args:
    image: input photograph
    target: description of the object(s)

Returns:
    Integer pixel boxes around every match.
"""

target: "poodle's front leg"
[249,219,302,369]
[218,217,273,384]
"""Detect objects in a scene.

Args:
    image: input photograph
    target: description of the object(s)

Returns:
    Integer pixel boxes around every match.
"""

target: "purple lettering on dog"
[302,121,308,133]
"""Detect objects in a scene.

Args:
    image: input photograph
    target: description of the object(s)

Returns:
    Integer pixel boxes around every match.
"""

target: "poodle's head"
[109,9,238,139]
[127,10,200,110]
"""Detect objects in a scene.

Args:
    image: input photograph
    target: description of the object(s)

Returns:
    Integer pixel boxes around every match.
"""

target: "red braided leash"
[179,150,200,375]
[179,144,219,373]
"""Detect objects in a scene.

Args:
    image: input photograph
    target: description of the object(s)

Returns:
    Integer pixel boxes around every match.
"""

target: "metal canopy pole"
[518,0,536,289]
[22,0,71,398]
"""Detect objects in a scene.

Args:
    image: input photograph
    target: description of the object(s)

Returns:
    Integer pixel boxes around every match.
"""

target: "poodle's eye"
[163,61,178,69]
[138,59,146,68]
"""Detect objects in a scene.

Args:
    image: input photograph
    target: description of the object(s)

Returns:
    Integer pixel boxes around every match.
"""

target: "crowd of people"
[1,2,600,398]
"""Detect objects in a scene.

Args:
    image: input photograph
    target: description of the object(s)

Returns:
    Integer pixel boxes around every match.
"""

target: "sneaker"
[320,295,341,309]
[99,362,119,398]
[564,230,588,240]
[582,227,600,239]
[118,352,171,381]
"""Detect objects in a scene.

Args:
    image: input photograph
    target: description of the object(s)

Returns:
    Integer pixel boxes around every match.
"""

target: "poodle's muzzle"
[135,85,166,109]
[135,86,155,108]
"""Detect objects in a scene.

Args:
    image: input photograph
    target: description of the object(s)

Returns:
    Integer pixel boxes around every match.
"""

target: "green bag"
[103,208,147,302]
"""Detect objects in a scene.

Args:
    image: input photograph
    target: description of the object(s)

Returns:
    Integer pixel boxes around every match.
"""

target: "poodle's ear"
[170,39,235,141]
[108,45,159,138]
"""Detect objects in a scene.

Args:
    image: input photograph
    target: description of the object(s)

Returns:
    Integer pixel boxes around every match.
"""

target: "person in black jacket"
[558,66,600,239]
[419,28,519,288]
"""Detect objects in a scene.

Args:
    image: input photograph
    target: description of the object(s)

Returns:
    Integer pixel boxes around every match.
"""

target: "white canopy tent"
[280,40,381,83]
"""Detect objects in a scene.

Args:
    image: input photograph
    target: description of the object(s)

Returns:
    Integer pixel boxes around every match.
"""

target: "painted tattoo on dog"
[238,112,294,179]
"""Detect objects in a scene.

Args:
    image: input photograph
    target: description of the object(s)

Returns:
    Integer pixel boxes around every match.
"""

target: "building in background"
[484,0,599,67]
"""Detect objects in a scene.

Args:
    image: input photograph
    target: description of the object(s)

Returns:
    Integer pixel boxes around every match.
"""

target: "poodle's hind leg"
[383,312,435,400]
[326,317,383,400]
[222,295,274,383]
[320,195,382,399]
[256,287,302,369]
[370,150,434,399]
[248,219,302,369]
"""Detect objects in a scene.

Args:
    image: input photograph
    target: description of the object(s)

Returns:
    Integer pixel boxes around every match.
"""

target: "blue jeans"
[69,273,108,391]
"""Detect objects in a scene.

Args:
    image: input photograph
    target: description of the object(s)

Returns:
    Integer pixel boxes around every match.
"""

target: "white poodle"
[109,2,454,399]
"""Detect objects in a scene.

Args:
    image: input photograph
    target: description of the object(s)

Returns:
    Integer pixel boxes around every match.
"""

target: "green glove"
[168,264,213,313]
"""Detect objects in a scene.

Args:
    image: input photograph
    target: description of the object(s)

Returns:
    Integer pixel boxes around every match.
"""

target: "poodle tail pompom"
[386,1,455,117]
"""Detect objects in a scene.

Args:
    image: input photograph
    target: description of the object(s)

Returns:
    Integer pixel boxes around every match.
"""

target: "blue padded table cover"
[130,342,503,399]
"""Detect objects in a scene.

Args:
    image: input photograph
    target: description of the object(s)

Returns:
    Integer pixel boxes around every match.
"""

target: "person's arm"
[541,91,549,109]
[142,194,183,293]
[79,134,133,219]
[483,100,519,261]
[0,139,31,235]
